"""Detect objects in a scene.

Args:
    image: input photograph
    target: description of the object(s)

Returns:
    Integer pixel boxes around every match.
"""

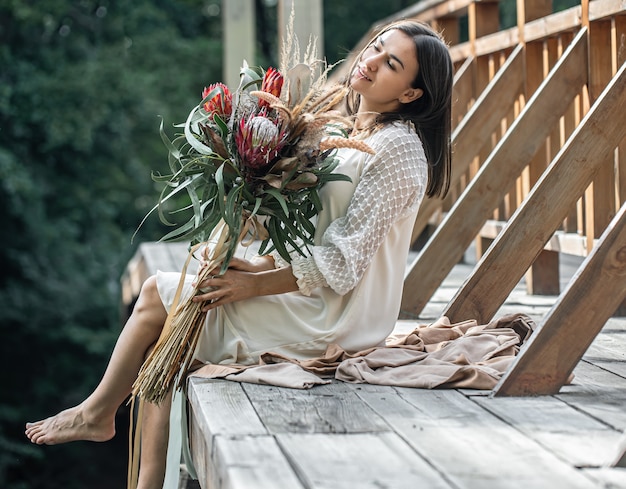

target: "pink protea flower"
[258,67,283,109]
[235,113,287,170]
[202,82,232,119]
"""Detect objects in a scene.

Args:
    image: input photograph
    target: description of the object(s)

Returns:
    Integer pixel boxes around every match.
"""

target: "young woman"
[26,19,453,488]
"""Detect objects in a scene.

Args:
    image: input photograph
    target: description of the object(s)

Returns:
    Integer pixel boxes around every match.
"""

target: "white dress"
[156,121,428,365]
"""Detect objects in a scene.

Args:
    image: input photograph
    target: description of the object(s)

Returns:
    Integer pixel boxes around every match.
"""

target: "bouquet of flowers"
[131,49,374,404]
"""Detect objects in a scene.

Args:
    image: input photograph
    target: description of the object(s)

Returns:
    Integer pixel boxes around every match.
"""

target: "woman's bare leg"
[25,275,168,445]
[136,391,173,489]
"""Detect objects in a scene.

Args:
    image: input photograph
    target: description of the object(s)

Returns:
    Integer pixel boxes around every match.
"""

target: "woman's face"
[350,29,422,114]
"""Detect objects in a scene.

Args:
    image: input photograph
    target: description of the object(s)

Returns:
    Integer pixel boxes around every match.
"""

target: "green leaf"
[159,218,196,242]
[250,197,262,217]
[268,218,290,262]
[264,188,289,216]
[184,105,216,155]
[158,117,182,161]
[213,114,229,140]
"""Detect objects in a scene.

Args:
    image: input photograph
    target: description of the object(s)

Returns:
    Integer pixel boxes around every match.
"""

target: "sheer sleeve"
[291,123,428,295]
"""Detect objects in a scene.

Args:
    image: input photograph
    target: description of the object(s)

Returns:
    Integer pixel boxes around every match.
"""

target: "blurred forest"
[1,0,578,487]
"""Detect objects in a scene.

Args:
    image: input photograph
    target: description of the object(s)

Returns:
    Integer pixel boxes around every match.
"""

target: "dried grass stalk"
[319,136,375,155]
[131,220,230,404]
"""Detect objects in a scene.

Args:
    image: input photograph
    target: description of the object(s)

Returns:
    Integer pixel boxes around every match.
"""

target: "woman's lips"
[355,66,371,81]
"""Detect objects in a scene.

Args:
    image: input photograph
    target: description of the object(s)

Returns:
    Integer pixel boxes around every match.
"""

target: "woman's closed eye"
[371,42,397,70]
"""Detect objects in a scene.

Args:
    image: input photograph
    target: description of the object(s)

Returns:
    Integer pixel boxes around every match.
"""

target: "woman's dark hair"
[344,20,453,199]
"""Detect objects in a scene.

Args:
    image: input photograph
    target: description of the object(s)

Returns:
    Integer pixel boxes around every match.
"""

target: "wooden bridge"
[121,0,626,487]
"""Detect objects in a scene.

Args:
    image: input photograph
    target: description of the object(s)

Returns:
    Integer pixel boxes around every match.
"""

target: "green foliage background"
[0,0,577,487]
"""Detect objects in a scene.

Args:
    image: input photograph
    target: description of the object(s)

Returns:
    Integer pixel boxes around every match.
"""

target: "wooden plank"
[187,378,271,489]
[276,432,453,489]
[613,434,626,467]
[443,57,626,326]
[451,55,475,128]
[583,317,626,376]
[241,382,390,434]
[523,37,560,295]
[473,395,623,467]
[401,29,588,318]
[492,202,626,396]
[356,385,599,489]
[556,361,626,431]
[411,44,525,244]
[187,377,267,438]
[585,19,616,250]
[163,242,191,272]
[524,7,582,44]
[210,435,305,489]
[585,344,626,379]
[589,0,626,21]
[480,221,594,256]
[582,467,626,486]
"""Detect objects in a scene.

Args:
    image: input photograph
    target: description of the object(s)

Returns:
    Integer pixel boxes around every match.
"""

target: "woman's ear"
[400,88,424,104]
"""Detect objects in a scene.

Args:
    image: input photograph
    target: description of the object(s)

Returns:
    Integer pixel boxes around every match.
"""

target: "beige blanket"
[189,313,535,390]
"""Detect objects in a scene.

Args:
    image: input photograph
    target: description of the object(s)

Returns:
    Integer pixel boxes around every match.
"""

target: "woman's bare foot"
[25,403,115,445]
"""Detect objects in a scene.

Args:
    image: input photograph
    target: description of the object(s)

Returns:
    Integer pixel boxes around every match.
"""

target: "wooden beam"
[411,45,525,243]
[480,221,595,256]
[492,202,626,396]
[444,58,626,325]
[451,55,475,128]
[278,0,324,63]
[223,0,255,90]
[401,29,588,318]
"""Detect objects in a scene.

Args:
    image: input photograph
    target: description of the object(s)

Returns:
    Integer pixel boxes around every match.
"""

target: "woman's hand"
[193,256,274,311]
[197,251,275,274]
[192,255,298,312]
[192,266,260,312]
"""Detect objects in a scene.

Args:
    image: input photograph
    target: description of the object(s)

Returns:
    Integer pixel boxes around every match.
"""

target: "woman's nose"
[364,54,380,71]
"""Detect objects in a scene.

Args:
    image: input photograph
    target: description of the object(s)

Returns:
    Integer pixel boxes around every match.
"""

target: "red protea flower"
[202,82,232,119]
[235,113,287,170]
[258,67,284,109]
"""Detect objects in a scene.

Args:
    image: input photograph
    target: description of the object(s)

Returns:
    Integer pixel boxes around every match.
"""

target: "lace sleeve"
[292,123,428,295]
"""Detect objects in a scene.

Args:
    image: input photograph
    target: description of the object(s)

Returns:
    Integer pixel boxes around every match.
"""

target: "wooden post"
[519,0,560,295]
[585,19,616,253]
[277,0,324,65]
[223,0,256,90]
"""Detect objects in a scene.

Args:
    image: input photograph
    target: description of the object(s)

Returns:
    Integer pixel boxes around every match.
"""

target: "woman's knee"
[134,276,166,321]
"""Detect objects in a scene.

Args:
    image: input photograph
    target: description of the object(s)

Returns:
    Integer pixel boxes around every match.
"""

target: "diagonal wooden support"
[492,202,626,396]
[411,46,525,243]
[400,29,589,318]
[443,58,626,325]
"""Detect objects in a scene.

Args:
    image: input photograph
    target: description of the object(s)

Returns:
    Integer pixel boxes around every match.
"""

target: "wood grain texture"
[356,386,600,489]
[443,49,626,326]
[402,29,589,318]
[242,382,390,434]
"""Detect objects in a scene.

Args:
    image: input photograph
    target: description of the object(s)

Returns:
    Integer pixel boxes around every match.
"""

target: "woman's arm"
[293,124,427,296]
[192,255,298,312]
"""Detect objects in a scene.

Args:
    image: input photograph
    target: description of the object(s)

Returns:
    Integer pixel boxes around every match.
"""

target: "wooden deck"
[181,248,626,489]
[120,242,626,488]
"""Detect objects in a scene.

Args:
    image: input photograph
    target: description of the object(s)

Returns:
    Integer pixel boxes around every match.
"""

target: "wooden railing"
[334,0,625,319]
